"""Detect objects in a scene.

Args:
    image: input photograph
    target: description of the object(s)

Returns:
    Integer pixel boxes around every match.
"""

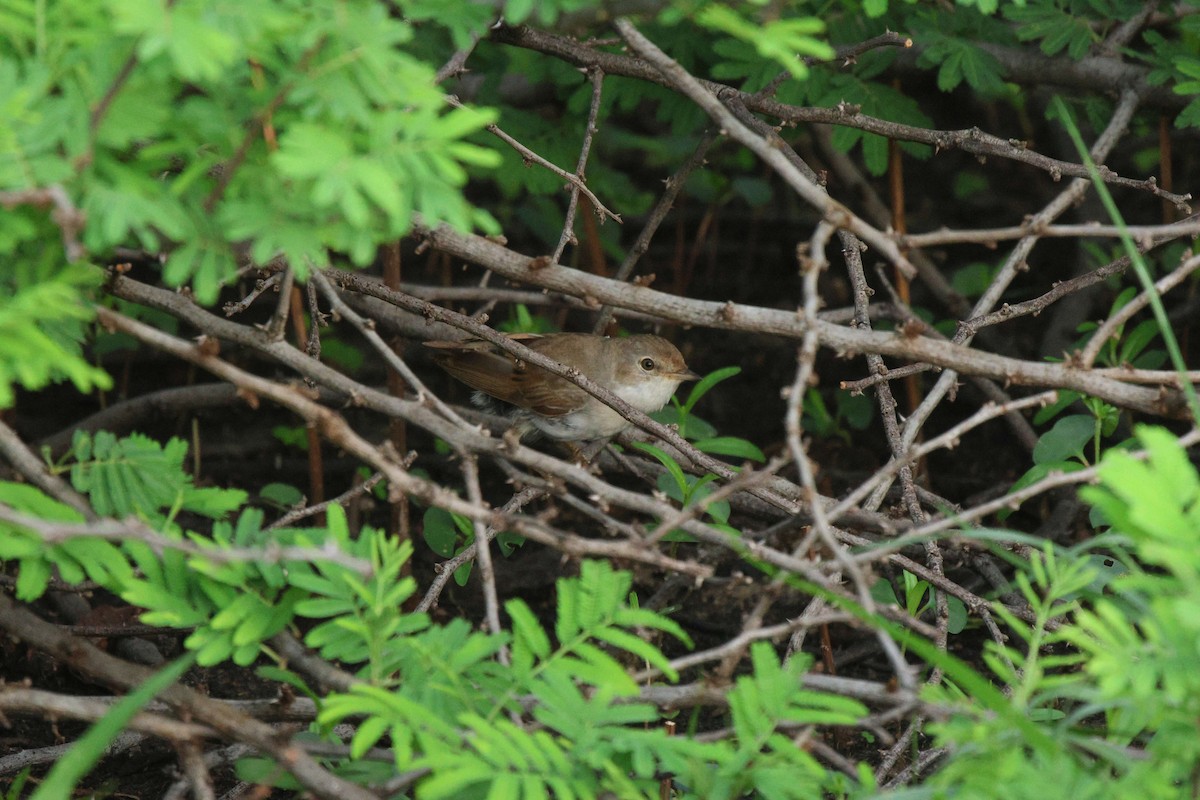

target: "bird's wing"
[425,338,586,417]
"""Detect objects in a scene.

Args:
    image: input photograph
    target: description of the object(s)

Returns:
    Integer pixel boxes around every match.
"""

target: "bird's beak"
[677,368,702,382]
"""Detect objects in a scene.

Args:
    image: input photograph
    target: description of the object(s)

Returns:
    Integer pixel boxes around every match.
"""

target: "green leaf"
[692,436,765,462]
[632,442,688,499]
[234,758,303,791]
[1118,319,1161,366]
[1006,3,1097,58]
[256,666,320,704]
[651,405,718,440]
[683,366,742,415]
[0,267,112,408]
[15,557,50,601]
[507,598,551,670]
[918,33,1006,96]
[802,388,835,436]
[121,579,208,627]
[68,430,239,520]
[946,596,968,635]
[951,262,999,298]
[1032,415,1096,465]
[870,577,899,606]
[59,537,133,586]
[696,6,831,80]
[274,124,353,180]
[260,482,304,508]
[594,625,678,681]
[1033,391,1081,426]
[422,507,460,557]
[999,460,1087,520]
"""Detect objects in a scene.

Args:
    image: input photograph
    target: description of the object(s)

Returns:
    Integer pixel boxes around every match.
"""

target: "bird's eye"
[640,357,655,371]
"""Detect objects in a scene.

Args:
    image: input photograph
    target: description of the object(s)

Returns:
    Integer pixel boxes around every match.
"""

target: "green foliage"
[1,0,502,303]
[271,424,310,450]
[421,502,522,586]
[422,506,469,558]
[1001,275,1171,520]
[0,429,242,599]
[1000,413,1096,521]
[309,560,865,799]
[520,560,690,685]
[421,506,474,585]
[871,570,968,634]
[637,366,766,540]
[289,508,429,679]
[1076,286,1169,372]
[496,0,604,28]
[2,450,872,797]
[0,480,94,600]
[0,265,111,407]
[66,429,247,519]
[314,560,685,793]
[13,424,1200,797]
[1032,414,1099,464]
[1002,94,1198,522]
[497,303,559,334]
[950,260,1001,298]
[916,549,1093,793]
[632,439,739,543]
[802,387,874,442]
[316,334,366,372]
[983,545,1092,708]
[140,510,309,665]
[917,32,1007,95]
[1070,430,1200,777]
[807,70,933,175]
[654,365,765,461]
[696,5,833,82]
[927,427,1200,797]
[1051,96,1200,424]
[1004,2,1099,58]
[258,481,305,509]
[1146,36,1200,128]
[4,0,1198,320]
[697,644,865,797]
[0,770,32,800]
[1,451,868,797]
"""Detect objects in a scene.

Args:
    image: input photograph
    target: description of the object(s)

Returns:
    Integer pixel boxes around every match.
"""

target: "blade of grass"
[30,653,196,799]
[1050,96,1200,425]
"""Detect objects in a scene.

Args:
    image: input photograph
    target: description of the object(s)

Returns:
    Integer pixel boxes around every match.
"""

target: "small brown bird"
[426,332,698,441]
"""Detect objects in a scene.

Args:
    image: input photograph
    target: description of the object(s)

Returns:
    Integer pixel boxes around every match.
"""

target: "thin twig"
[310,269,469,426]
[1078,252,1200,367]
[490,25,1192,209]
[0,419,96,521]
[900,217,1200,248]
[551,66,606,263]
[446,94,621,224]
[417,486,544,612]
[267,471,387,530]
[592,129,718,334]
[0,593,378,800]
[872,88,1145,510]
[0,505,374,575]
[827,392,1058,525]
[614,18,916,280]
[461,454,506,656]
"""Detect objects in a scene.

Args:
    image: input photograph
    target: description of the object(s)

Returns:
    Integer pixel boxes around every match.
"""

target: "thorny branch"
[6,9,1200,795]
